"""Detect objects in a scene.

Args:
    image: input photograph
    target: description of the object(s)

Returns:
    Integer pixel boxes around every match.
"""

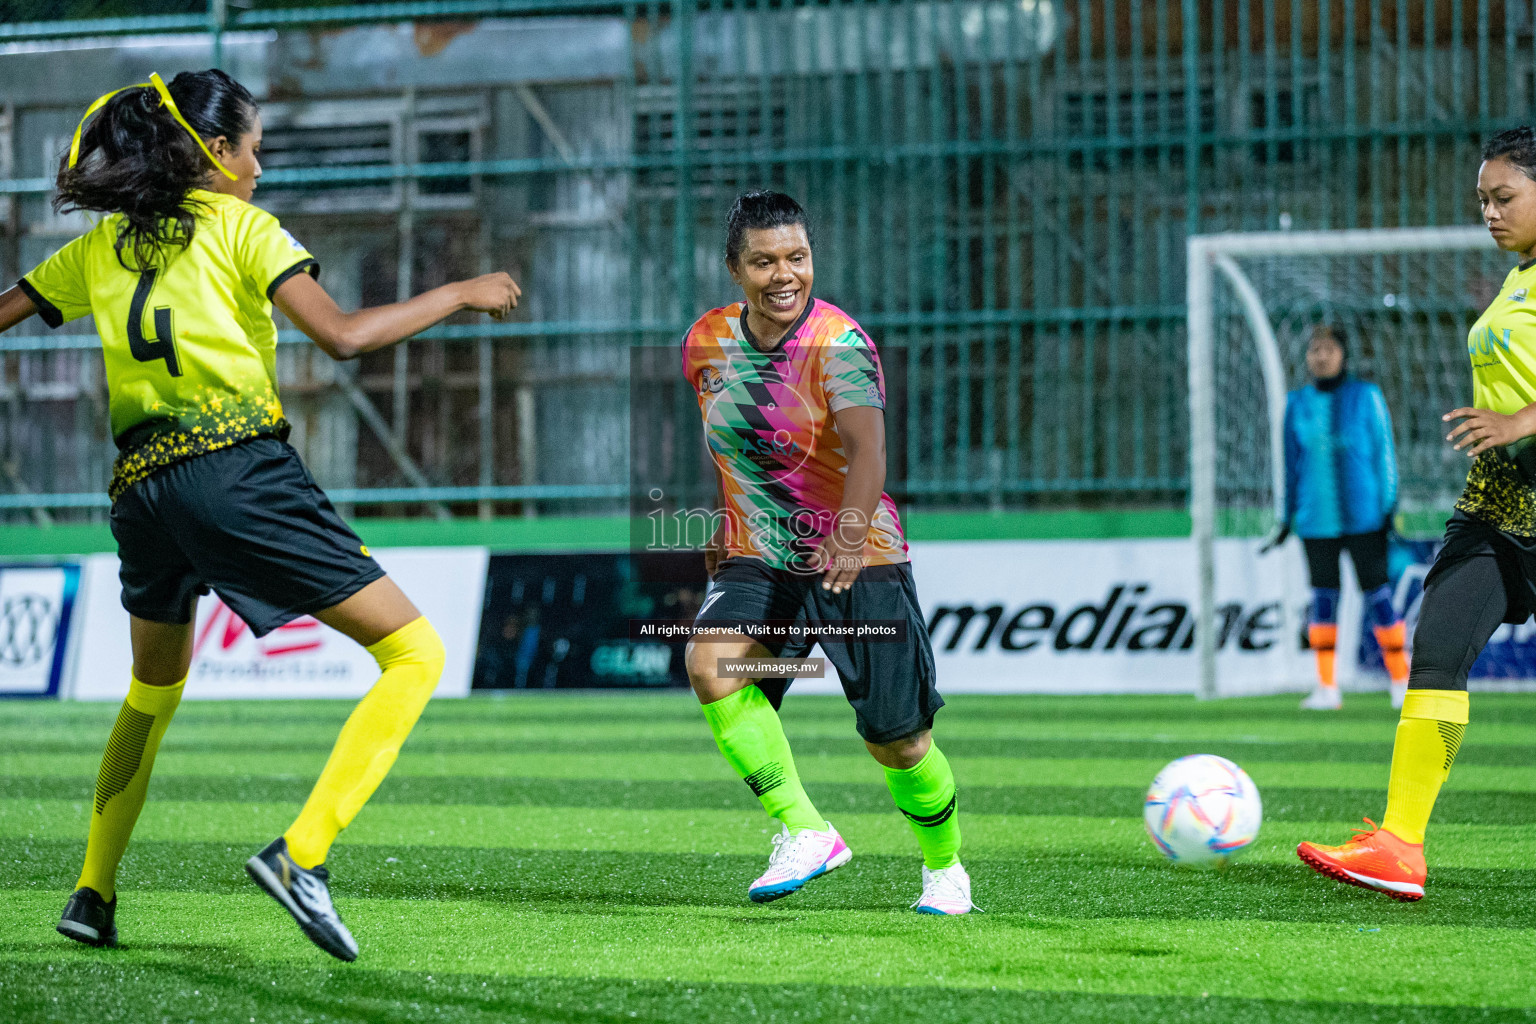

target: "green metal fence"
[0,0,1529,520]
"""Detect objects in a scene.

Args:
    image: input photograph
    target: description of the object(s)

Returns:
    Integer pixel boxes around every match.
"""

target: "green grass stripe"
[5,772,1536,825]
[8,691,1536,728]
[4,889,1536,1008]
[7,797,1536,872]
[10,729,1536,767]
[5,964,1533,1024]
[9,748,1536,803]
[6,833,1535,928]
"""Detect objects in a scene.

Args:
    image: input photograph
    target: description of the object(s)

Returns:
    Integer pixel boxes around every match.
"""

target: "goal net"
[1187,227,1507,698]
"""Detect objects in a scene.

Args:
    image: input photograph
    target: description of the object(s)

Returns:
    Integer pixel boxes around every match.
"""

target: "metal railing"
[0,0,1527,520]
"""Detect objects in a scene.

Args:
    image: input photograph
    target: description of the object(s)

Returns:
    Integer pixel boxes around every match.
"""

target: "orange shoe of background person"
[1296,819,1426,901]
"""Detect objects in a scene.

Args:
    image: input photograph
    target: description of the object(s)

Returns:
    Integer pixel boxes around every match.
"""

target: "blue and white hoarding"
[0,563,80,698]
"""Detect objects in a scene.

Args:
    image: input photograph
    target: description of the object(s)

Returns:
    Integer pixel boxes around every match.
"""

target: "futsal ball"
[1143,754,1262,870]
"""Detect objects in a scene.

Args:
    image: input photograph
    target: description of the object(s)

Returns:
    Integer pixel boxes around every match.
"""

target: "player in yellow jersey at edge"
[1296,127,1536,901]
[0,70,520,959]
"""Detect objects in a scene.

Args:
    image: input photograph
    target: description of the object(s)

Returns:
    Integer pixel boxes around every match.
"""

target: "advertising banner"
[468,540,1315,695]
[68,548,487,701]
[473,552,706,690]
[788,538,1314,696]
[0,563,80,698]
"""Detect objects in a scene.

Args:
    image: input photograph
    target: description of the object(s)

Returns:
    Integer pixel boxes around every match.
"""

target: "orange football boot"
[1296,818,1426,901]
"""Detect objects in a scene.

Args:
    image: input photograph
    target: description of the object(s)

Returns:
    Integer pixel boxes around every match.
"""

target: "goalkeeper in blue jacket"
[1270,325,1409,710]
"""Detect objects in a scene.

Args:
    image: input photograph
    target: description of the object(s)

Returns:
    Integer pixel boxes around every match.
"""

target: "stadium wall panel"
[63,548,487,702]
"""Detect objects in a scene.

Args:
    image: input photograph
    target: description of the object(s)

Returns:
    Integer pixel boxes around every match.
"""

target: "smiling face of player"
[728,223,814,349]
[1478,156,1536,260]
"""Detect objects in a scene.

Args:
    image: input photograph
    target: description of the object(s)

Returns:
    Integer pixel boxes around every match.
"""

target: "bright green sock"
[885,743,962,869]
[699,685,823,832]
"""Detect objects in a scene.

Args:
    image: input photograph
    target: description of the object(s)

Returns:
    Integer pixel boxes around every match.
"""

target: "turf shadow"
[5,839,1535,928]
[1,959,1533,1024]
[8,774,1536,826]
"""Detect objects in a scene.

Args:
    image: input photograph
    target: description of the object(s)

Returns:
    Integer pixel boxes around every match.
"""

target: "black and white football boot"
[245,837,358,962]
[57,887,117,947]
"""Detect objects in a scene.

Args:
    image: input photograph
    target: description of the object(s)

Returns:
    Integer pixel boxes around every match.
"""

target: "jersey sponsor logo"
[740,431,804,459]
[281,229,306,252]
[1469,325,1513,361]
[699,365,726,394]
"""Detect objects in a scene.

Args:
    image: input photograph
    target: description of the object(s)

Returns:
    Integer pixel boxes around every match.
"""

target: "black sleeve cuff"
[16,278,63,329]
[266,258,320,301]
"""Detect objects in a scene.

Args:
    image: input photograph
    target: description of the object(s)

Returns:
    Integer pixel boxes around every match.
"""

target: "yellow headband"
[68,72,238,181]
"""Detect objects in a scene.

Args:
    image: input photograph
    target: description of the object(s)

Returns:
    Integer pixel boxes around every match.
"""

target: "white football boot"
[913,863,978,915]
[748,822,851,903]
[1301,686,1343,711]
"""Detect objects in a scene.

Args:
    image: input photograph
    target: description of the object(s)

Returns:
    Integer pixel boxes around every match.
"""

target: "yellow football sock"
[1380,689,1469,845]
[77,675,185,901]
[284,617,445,868]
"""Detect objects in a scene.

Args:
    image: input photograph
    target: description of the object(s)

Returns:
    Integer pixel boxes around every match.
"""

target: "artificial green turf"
[2,693,1534,1023]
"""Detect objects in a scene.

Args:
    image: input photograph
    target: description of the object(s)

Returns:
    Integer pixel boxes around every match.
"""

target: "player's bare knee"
[866,730,931,770]
[684,640,716,687]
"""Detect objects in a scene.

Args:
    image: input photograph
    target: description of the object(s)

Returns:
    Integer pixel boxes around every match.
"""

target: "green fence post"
[672,0,695,327]
[209,0,227,70]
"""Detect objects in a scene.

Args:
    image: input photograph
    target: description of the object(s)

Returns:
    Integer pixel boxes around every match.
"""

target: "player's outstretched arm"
[274,270,520,361]
[0,286,39,334]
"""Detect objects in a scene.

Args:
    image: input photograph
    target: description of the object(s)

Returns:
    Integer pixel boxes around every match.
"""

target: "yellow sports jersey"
[1456,259,1536,535]
[18,189,317,502]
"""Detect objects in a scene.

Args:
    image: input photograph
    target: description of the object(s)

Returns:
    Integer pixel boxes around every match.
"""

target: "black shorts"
[694,558,941,745]
[1301,529,1390,591]
[109,437,385,636]
[1407,510,1536,690]
[1424,510,1536,626]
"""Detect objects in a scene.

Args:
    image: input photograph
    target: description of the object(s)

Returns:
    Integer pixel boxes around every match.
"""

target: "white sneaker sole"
[749,845,853,903]
[1340,867,1424,898]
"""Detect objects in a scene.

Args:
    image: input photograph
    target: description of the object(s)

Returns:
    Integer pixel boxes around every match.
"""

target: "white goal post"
[1187,226,1499,699]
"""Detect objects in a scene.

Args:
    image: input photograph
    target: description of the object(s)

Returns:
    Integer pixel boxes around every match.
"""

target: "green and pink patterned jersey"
[682,298,908,571]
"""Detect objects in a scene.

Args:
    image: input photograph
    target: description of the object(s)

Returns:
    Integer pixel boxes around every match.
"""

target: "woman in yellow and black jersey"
[0,70,520,960]
[1296,127,1536,902]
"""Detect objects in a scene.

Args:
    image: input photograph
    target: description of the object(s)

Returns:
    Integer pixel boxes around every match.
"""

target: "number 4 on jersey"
[128,268,181,377]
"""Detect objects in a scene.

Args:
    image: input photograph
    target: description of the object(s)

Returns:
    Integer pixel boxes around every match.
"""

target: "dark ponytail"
[54,69,257,270]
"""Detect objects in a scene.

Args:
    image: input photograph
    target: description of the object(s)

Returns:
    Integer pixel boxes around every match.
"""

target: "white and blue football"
[1143,754,1263,870]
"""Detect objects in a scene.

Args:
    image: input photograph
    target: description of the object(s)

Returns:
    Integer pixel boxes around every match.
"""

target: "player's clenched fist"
[458,272,521,320]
